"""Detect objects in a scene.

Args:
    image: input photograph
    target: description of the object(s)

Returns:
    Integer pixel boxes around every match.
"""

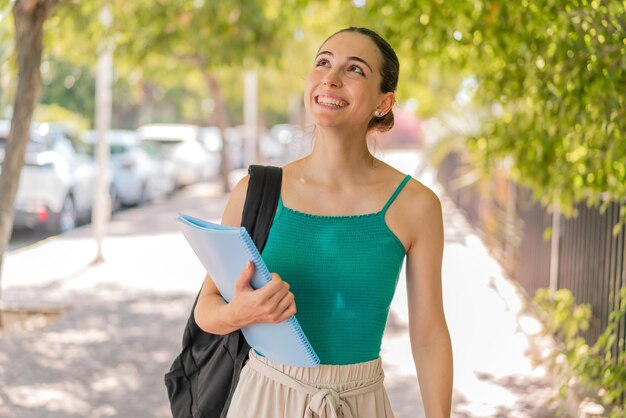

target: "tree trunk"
[202,71,232,193]
[0,0,56,320]
[138,81,156,126]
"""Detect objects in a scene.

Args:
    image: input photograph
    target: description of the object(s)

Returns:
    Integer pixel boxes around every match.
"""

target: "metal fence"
[513,187,553,298]
[558,201,626,344]
[437,151,626,351]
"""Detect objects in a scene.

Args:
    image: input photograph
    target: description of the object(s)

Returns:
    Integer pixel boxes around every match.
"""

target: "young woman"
[194,27,453,418]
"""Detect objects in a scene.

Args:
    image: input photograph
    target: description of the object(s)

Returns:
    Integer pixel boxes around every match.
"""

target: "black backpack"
[165,165,283,418]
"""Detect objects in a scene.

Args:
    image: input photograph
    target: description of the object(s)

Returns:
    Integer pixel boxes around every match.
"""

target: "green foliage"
[532,287,626,416]
[35,103,90,132]
[363,0,626,222]
[113,1,300,73]
[39,1,308,127]
[0,4,14,44]
[0,6,15,117]
[45,1,103,67]
[5,1,465,130]
[40,58,95,121]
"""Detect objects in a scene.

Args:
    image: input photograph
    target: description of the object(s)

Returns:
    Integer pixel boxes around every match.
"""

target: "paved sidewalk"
[0,150,562,417]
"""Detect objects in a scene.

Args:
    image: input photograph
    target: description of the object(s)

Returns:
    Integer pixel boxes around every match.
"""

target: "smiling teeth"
[317,96,348,107]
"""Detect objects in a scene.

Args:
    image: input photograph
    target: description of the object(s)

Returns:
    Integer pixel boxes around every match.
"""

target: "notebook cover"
[177,213,320,367]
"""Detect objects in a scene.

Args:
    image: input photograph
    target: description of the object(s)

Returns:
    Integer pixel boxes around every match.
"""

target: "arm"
[193,175,296,335]
[406,189,453,418]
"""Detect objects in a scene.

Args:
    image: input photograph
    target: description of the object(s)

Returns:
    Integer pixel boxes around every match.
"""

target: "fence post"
[549,202,561,293]
[504,180,517,273]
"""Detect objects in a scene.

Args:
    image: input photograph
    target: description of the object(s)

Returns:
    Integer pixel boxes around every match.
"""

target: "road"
[8,228,52,252]
[7,193,185,252]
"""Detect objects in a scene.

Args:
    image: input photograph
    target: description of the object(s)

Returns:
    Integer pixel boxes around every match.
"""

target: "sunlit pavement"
[0,150,565,418]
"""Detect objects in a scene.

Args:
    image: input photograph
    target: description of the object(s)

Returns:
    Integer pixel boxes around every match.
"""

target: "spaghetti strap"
[381,174,412,214]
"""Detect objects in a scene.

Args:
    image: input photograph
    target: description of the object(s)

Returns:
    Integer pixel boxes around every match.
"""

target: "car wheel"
[56,195,77,234]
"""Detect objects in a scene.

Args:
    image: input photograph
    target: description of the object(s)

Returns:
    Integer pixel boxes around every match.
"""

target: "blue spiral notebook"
[177,213,320,368]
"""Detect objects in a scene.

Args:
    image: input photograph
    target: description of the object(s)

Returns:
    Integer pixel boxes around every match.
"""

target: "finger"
[264,282,290,309]
[276,297,297,323]
[234,261,254,292]
[266,297,294,324]
[257,273,287,299]
[275,292,295,315]
[266,292,295,323]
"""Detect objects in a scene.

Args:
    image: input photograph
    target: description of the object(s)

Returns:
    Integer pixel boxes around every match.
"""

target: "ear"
[376,92,395,116]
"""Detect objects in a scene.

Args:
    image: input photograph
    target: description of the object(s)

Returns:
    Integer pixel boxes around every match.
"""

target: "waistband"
[247,349,385,418]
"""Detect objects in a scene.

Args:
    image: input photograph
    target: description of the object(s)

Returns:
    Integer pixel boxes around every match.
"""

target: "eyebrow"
[316,51,373,73]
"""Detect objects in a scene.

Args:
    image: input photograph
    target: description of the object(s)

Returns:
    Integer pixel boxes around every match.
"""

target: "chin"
[309,109,346,126]
[311,117,343,129]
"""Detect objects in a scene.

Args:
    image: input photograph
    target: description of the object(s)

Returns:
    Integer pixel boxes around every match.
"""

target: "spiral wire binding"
[238,228,320,366]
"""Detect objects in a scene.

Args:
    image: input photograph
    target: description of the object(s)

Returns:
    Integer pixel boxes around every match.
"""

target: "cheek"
[303,72,321,108]
[304,76,313,96]
[305,71,321,93]
[303,79,314,111]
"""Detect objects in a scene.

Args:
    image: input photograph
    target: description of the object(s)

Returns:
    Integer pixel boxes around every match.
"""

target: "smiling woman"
[194,27,453,418]
[304,28,398,137]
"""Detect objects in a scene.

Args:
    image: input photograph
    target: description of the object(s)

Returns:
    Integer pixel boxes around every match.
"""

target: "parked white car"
[85,130,176,207]
[0,120,98,234]
[136,124,219,188]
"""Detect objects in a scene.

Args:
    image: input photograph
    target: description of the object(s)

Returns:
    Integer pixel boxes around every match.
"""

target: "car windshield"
[142,138,184,145]
[110,144,129,155]
[139,139,171,157]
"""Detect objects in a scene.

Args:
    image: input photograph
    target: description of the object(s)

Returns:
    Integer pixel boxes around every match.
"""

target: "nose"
[323,68,342,88]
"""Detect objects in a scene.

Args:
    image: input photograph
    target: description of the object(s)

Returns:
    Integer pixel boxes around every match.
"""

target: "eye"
[315,58,330,67]
[348,64,365,76]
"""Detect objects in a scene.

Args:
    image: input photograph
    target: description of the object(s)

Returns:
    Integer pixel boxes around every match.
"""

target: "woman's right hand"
[227,261,297,328]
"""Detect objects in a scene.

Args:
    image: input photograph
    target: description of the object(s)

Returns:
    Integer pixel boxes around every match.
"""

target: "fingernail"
[248,261,253,270]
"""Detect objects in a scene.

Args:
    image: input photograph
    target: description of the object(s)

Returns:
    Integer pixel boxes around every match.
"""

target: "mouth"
[315,95,349,108]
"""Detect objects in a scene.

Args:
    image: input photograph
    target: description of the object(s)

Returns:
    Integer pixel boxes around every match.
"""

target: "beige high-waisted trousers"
[226,349,396,418]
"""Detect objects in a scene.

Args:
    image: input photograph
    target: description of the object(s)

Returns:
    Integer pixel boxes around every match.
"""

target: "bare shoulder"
[221,175,250,227]
[403,179,443,246]
[379,160,441,216]
[386,173,443,251]
[402,178,442,218]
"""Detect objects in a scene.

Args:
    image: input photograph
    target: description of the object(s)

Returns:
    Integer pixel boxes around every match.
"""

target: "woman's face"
[304,31,391,131]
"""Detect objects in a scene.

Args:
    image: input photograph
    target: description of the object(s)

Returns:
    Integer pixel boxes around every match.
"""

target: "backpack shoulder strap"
[241,165,282,253]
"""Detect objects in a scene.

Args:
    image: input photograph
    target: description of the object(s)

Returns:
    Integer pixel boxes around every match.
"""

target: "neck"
[299,126,378,188]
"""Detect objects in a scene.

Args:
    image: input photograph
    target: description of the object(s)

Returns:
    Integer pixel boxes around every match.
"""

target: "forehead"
[318,31,382,69]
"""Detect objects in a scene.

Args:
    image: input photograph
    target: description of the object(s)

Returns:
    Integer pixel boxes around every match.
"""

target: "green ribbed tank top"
[260,175,411,365]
